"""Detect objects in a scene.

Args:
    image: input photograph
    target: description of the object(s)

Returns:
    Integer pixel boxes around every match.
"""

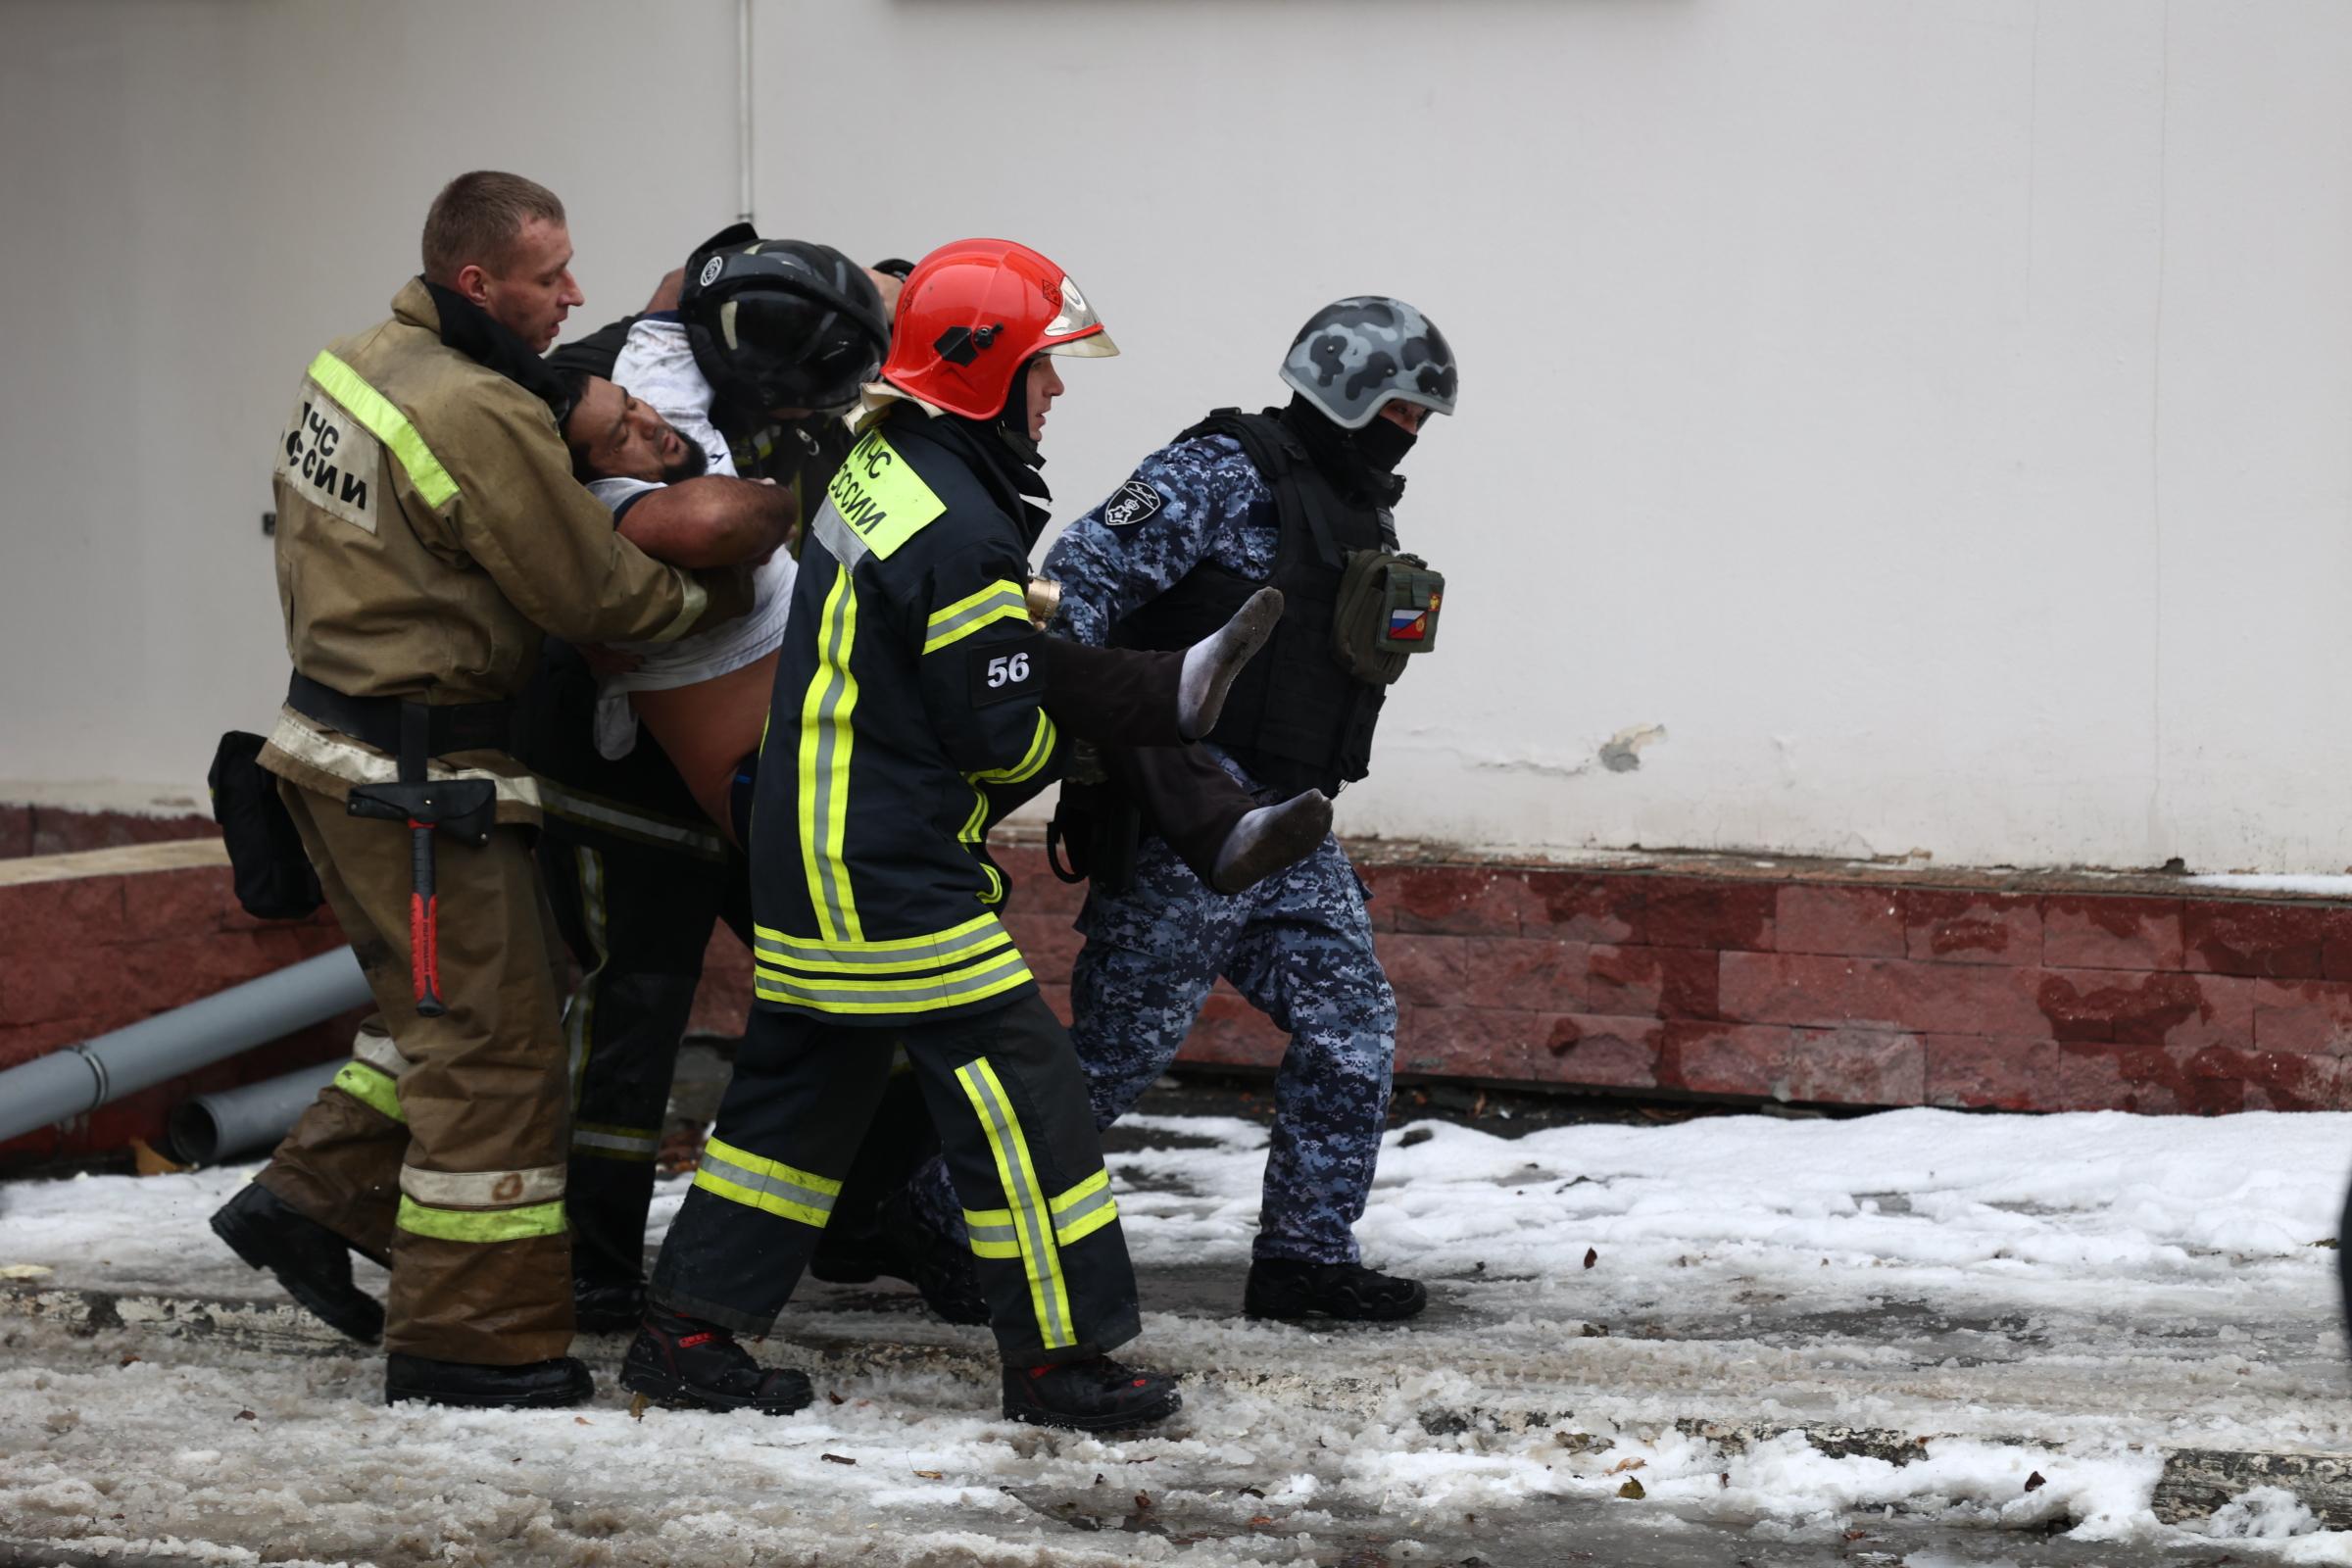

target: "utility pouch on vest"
[1333,550,1445,685]
[208,730,324,920]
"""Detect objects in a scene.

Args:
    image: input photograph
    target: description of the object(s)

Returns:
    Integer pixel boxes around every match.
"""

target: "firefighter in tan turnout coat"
[211,172,748,1409]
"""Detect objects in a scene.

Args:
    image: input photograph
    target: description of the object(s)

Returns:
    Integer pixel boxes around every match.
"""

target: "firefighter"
[618,239,1181,1432]
[207,171,749,1409]
[902,298,1457,1325]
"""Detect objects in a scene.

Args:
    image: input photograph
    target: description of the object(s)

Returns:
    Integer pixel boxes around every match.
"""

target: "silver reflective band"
[539,782,726,858]
[266,712,541,808]
[398,1163,566,1208]
[698,1145,837,1218]
[351,1022,408,1077]
[811,500,869,569]
[571,1127,658,1156]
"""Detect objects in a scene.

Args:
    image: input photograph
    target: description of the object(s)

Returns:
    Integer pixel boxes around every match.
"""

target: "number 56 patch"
[969,632,1045,707]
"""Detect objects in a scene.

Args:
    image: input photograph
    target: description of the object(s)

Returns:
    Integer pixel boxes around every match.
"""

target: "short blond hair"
[420,171,566,284]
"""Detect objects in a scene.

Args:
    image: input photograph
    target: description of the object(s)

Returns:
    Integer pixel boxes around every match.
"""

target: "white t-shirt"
[585,318,795,760]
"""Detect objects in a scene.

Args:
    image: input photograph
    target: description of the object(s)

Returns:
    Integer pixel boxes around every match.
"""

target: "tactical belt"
[286,672,514,760]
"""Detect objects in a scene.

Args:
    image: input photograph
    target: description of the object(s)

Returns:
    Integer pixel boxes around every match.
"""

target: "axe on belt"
[346,705,496,1018]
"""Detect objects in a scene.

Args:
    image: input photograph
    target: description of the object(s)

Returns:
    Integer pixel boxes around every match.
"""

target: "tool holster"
[284,674,514,1016]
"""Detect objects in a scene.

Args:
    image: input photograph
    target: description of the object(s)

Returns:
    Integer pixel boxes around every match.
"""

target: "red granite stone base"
[680,843,2352,1116]
[10,814,2352,1172]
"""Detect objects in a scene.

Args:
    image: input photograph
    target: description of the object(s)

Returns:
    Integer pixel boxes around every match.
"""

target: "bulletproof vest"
[1117,408,1392,797]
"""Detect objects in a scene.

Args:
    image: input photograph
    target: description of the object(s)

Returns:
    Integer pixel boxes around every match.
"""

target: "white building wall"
[3,1,2348,873]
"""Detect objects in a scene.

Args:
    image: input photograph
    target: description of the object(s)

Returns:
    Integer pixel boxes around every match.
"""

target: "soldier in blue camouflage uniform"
[908,298,1457,1322]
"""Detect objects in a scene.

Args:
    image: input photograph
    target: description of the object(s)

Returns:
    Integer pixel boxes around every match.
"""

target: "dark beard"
[660,431,711,483]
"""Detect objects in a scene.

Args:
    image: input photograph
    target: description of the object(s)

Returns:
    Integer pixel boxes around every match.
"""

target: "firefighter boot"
[210,1181,384,1344]
[1003,1356,1183,1433]
[1208,790,1334,895]
[385,1353,594,1409]
[1243,1258,1428,1323]
[572,1277,646,1335]
[619,1309,813,1415]
[1177,587,1285,741]
[880,1186,988,1325]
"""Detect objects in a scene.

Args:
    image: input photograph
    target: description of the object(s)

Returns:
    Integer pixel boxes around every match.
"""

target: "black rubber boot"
[209,1181,384,1345]
[385,1353,594,1409]
[1243,1258,1428,1323]
[572,1277,646,1335]
[1208,790,1333,895]
[1003,1356,1183,1433]
[618,1309,812,1415]
[880,1188,988,1326]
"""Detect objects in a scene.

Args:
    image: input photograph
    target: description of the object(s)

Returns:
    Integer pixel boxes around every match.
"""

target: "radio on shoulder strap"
[1333,550,1445,685]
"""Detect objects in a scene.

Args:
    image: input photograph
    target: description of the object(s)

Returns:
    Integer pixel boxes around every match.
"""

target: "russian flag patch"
[1388,608,1429,641]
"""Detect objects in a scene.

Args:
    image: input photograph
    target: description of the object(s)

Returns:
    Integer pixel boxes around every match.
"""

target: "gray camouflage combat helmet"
[1278,297,1457,429]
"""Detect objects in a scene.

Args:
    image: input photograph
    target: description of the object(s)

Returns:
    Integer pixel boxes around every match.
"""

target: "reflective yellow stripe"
[395,1196,565,1243]
[956,1056,1075,1349]
[331,1059,405,1123]
[1049,1169,1119,1247]
[691,1137,841,1228]
[963,1205,1021,1259]
[1049,1169,1109,1214]
[922,580,1030,654]
[971,710,1056,786]
[307,351,459,511]
[752,911,1010,973]
[564,845,608,1109]
[753,948,1032,1015]
[797,564,861,943]
[956,788,1005,906]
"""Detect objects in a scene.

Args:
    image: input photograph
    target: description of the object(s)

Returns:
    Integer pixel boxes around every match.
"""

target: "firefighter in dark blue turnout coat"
[619,239,1181,1433]
[912,298,1458,1323]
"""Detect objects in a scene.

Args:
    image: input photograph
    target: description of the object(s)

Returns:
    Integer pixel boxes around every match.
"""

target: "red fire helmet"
[879,238,1118,419]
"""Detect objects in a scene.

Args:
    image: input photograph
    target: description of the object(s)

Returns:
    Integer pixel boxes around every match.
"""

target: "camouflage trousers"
[913,828,1396,1264]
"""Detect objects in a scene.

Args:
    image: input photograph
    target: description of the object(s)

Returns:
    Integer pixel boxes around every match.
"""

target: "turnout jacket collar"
[420,278,575,423]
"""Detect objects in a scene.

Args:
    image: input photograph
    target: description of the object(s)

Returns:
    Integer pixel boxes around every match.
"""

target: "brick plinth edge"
[703,846,2352,1116]
[9,812,2352,1173]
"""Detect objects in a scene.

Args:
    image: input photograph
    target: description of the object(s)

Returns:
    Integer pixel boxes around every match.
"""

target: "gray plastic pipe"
[0,947,369,1146]
[168,1057,344,1165]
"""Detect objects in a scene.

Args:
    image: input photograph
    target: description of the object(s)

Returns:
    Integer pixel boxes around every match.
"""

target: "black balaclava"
[1278,393,1407,508]
[1350,410,1419,475]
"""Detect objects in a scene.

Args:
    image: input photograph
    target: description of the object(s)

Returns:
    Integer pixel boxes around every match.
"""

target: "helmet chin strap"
[994,357,1046,470]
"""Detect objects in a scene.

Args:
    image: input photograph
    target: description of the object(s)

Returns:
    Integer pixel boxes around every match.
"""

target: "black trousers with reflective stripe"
[527,642,745,1295]
[650,990,1142,1364]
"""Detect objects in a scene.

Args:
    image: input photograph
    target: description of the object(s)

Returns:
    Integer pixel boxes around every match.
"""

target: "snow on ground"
[4,1106,2351,1566]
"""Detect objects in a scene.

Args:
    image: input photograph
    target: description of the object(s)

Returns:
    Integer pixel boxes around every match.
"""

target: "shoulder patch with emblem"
[274,386,380,534]
[1102,478,1164,530]
[814,428,946,564]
